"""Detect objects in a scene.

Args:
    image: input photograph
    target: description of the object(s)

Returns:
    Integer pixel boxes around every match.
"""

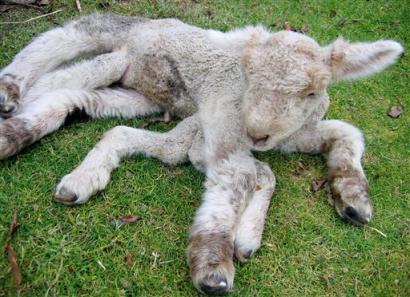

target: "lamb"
[0,13,403,294]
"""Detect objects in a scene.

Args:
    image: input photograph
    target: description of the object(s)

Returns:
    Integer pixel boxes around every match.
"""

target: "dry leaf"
[119,214,139,223]
[283,21,294,31]
[4,212,22,289]
[255,184,262,191]
[5,245,22,289]
[124,252,133,267]
[387,104,404,118]
[311,177,327,192]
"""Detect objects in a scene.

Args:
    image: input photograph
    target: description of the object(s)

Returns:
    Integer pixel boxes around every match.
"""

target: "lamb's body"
[0,14,403,295]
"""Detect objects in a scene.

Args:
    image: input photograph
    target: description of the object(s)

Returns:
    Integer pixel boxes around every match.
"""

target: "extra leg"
[26,50,130,101]
[0,88,160,159]
[54,116,200,204]
[234,160,276,262]
[0,13,146,116]
[278,119,372,224]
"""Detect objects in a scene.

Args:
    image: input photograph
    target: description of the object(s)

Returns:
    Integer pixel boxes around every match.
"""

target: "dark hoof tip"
[54,188,78,205]
[243,249,253,259]
[199,274,229,295]
[343,206,370,225]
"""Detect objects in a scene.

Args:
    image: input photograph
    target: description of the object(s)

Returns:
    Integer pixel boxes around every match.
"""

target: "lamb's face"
[241,31,331,151]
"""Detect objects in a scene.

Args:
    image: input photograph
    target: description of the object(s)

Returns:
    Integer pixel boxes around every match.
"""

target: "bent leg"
[0,13,145,116]
[27,51,130,100]
[0,88,160,159]
[278,119,372,224]
[54,116,200,204]
[234,160,276,262]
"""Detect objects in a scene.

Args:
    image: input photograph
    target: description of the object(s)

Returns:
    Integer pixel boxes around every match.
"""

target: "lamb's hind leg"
[54,116,200,205]
[0,88,161,160]
[234,160,275,262]
[0,13,145,116]
[278,120,372,224]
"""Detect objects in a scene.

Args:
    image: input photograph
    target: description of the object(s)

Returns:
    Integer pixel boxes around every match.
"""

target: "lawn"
[0,1,409,296]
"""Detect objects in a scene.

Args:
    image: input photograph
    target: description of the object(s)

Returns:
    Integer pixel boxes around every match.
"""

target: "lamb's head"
[241,31,404,151]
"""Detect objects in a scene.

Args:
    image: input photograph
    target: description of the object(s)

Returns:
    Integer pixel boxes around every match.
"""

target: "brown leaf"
[119,214,139,223]
[311,177,327,192]
[283,21,309,34]
[255,184,262,191]
[124,252,133,267]
[5,245,22,289]
[387,104,404,118]
[283,21,294,31]
[4,212,22,289]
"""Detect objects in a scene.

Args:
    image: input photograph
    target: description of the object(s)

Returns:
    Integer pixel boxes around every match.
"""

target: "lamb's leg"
[278,119,372,224]
[234,160,276,262]
[0,13,145,116]
[187,99,259,294]
[188,150,257,294]
[27,50,130,99]
[0,88,160,160]
[54,116,200,205]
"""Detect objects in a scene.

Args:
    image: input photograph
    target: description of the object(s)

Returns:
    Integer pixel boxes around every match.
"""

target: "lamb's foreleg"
[188,150,257,294]
[187,96,261,294]
[54,116,200,205]
[0,88,160,159]
[234,160,275,262]
[278,119,372,224]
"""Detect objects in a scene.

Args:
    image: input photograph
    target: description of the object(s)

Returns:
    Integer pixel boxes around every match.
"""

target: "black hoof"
[199,274,229,295]
[343,206,369,225]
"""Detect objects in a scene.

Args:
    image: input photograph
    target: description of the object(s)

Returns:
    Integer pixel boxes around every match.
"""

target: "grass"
[0,0,409,296]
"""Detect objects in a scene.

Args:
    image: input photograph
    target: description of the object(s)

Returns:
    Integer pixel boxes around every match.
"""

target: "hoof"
[54,187,78,205]
[199,273,230,295]
[0,79,20,118]
[234,247,254,263]
[342,206,372,225]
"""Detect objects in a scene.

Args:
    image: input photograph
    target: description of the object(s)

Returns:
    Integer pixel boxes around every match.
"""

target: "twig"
[97,260,106,270]
[75,0,81,12]
[0,9,62,25]
[365,225,387,238]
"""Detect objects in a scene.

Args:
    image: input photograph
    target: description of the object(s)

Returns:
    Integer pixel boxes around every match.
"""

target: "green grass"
[0,0,409,296]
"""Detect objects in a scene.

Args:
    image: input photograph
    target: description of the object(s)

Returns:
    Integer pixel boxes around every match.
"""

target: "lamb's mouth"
[247,133,270,149]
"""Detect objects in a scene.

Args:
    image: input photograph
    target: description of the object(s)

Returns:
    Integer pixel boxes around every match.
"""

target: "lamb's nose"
[248,134,269,146]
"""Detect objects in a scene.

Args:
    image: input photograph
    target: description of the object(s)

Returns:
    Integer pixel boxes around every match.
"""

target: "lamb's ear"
[324,37,404,82]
